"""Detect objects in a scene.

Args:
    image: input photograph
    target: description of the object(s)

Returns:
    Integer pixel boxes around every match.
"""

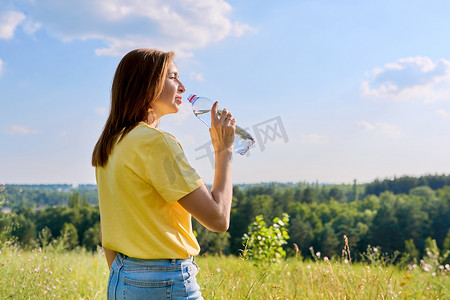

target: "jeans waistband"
[116,253,194,268]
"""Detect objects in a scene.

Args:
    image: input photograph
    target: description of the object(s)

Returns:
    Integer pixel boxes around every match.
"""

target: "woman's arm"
[99,221,117,269]
[179,102,235,232]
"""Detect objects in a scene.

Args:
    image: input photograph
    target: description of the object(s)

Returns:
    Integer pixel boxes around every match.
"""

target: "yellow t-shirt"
[96,122,204,259]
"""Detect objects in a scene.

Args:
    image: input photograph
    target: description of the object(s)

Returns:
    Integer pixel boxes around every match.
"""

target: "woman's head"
[92,48,177,167]
[111,49,174,126]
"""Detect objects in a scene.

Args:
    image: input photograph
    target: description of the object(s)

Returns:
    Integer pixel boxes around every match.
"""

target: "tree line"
[1,175,449,262]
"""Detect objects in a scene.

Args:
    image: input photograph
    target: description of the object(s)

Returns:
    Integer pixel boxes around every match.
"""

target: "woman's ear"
[145,107,157,126]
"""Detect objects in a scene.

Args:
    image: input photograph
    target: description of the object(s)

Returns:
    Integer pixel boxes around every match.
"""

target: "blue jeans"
[107,253,203,299]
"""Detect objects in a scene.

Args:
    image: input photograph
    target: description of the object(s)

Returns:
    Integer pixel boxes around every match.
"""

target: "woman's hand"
[209,101,236,153]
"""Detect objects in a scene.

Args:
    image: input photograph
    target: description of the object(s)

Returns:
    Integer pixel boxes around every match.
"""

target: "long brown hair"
[92,49,174,167]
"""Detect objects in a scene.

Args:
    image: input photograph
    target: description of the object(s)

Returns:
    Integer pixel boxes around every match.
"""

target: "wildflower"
[316,252,321,258]
[18,253,21,257]
[44,256,47,259]
[427,251,432,256]
[49,270,53,275]
[439,265,444,270]
[69,268,72,272]
[34,267,40,272]
[216,268,221,273]
[307,265,311,269]
[20,268,24,271]
[344,259,349,264]
[27,259,31,262]
[324,256,329,261]
[445,264,450,271]
[373,247,378,252]
[432,272,436,276]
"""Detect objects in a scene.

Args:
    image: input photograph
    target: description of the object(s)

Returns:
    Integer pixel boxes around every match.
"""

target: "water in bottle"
[187,94,255,155]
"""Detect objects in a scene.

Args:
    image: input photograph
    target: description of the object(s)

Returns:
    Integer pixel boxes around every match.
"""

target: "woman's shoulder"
[128,122,182,149]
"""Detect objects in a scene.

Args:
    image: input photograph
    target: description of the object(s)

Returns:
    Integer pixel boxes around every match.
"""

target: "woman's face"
[151,61,185,119]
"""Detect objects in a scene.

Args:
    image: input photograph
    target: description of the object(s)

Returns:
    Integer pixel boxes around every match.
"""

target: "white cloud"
[0,11,26,39]
[190,72,205,82]
[24,0,253,57]
[300,133,328,145]
[22,19,41,35]
[353,121,374,131]
[95,107,108,116]
[4,124,38,135]
[361,56,450,102]
[354,121,403,138]
[435,109,448,118]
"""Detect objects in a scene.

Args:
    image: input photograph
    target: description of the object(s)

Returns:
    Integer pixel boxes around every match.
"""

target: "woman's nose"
[178,82,186,93]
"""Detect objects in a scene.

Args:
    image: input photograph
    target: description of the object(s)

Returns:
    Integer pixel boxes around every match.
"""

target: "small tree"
[242,213,290,263]
[60,223,79,250]
[403,238,419,263]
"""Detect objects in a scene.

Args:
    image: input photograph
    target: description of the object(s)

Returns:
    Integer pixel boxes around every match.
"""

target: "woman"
[92,49,235,299]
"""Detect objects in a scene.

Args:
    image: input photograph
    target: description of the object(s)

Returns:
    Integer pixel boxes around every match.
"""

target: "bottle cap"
[187,94,198,103]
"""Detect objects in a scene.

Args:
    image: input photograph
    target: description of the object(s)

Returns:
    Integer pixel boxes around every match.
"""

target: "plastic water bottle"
[187,94,255,155]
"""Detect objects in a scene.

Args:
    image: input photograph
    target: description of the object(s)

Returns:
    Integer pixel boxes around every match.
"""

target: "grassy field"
[0,242,448,299]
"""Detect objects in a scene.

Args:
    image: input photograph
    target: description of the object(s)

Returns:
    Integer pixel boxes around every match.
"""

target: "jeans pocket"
[123,278,172,299]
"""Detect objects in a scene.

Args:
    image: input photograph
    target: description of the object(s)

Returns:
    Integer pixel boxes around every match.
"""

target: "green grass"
[1,242,448,299]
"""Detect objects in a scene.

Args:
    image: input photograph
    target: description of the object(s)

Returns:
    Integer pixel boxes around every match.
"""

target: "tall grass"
[1,241,448,299]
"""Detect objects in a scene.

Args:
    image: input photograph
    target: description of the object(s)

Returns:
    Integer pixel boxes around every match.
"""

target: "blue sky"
[1,0,450,185]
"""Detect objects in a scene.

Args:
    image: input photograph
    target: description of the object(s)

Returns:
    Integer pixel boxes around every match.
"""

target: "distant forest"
[1,174,449,262]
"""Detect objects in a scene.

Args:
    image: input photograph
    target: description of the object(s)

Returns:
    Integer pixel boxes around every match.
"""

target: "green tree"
[288,215,313,257]
[10,214,36,246]
[60,223,79,250]
[242,214,290,263]
[370,192,403,254]
[409,186,436,199]
[403,239,419,262]
[301,187,316,204]
[82,222,101,251]
[68,192,80,208]
[317,224,340,258]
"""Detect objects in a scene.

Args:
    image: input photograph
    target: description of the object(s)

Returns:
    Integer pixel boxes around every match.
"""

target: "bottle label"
[187,94,199,104]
